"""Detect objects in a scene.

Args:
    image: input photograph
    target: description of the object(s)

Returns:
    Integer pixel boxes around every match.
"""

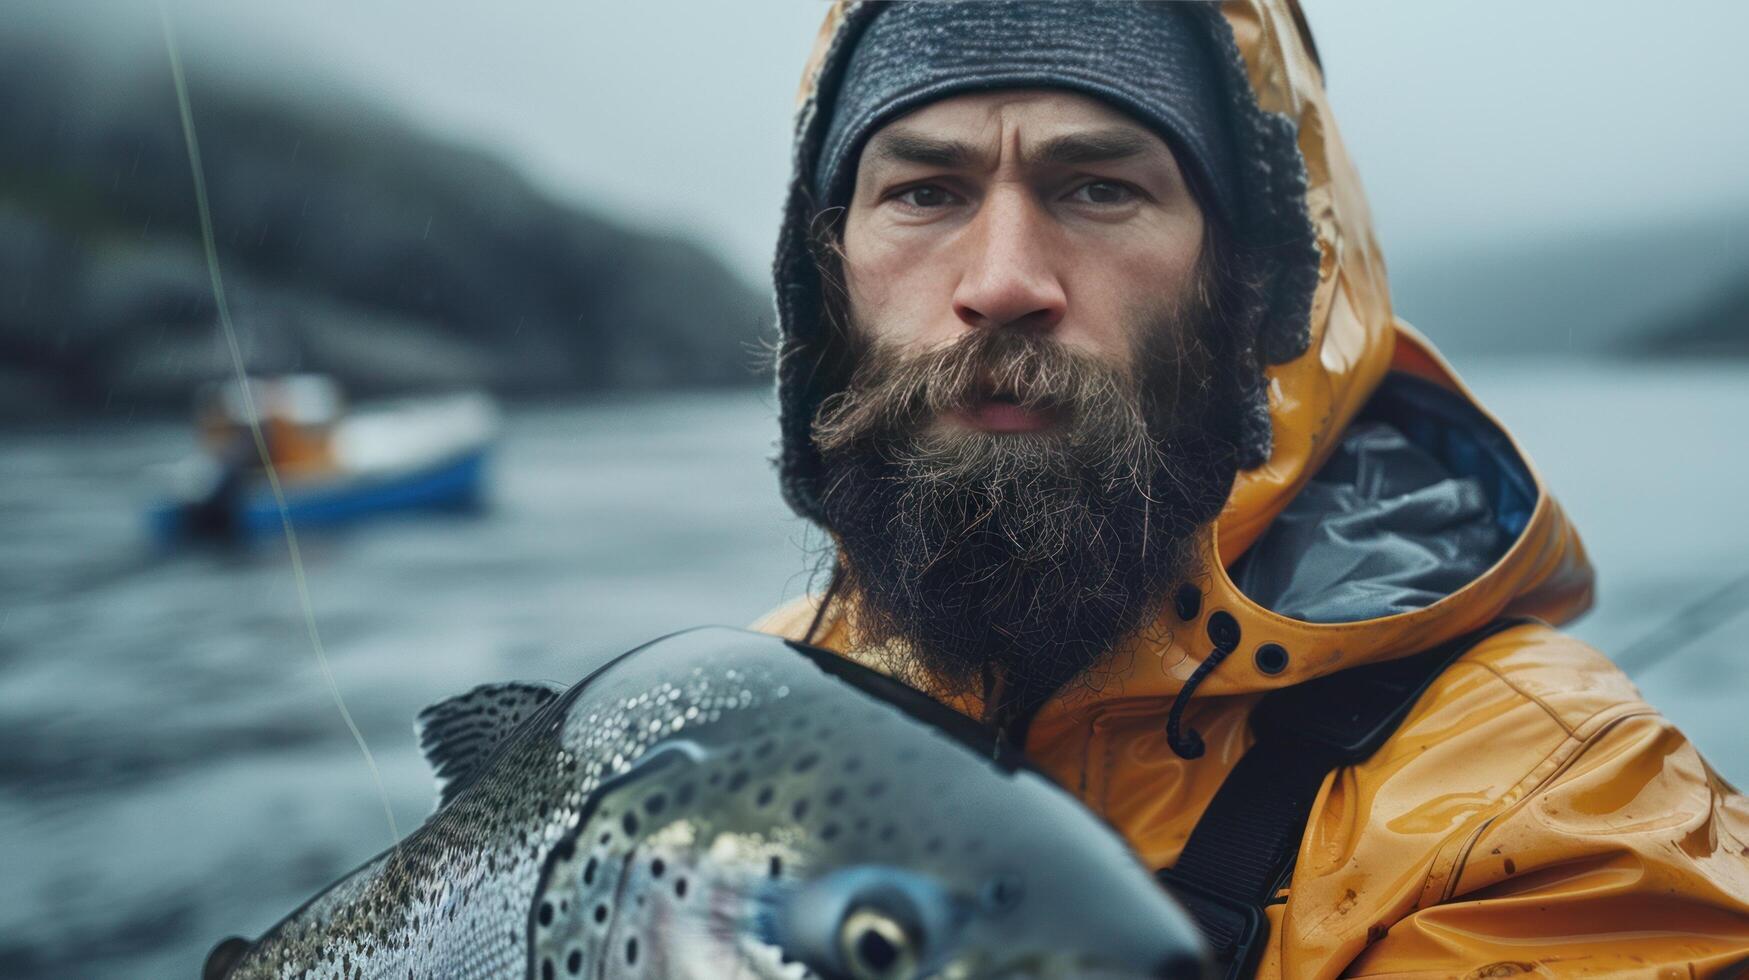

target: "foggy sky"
[22,0,1749,285]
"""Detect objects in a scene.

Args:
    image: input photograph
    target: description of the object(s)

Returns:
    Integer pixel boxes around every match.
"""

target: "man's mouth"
[946,386,1060,434]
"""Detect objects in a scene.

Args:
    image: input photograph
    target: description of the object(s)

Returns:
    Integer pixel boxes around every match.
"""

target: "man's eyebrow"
[864,125,1166,176]
[1027,127,1158,166]
[866,129,983,169]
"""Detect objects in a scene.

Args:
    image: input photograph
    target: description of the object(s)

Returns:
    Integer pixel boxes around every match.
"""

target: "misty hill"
[1623,277,1749,358]
[1387,209,1749,359]
[0,35,770,423]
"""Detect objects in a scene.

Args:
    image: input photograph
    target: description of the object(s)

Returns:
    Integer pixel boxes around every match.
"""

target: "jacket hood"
[763,0,1596,726]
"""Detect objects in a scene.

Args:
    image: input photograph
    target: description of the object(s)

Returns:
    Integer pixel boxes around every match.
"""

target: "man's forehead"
[858,89,1174,171]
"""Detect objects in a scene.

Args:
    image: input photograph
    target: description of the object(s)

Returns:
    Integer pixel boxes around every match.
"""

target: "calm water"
[2,365,1745,978]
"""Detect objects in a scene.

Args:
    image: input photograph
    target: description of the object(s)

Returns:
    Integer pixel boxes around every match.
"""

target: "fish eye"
[838,906,919,980]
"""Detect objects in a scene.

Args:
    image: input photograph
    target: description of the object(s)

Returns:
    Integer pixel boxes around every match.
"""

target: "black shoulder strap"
[1158,617,1531,978]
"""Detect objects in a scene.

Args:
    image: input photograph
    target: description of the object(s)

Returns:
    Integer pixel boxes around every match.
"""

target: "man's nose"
[950,188,1067,334]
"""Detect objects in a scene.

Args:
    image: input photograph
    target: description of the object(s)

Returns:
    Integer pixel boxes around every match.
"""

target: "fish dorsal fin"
[416,681,563,808]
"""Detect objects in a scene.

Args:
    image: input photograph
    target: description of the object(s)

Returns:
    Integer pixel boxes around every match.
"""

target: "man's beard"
[811,301,1241,727]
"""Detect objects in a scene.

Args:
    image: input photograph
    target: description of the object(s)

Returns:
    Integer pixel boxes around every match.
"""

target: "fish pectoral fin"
[415,680,565,808]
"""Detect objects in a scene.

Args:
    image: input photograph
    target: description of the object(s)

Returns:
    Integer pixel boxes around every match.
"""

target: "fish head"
[534,770,1208,980]
[760,771,1209,980]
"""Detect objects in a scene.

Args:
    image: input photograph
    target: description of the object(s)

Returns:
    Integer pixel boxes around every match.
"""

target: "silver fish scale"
[227,701,582,979]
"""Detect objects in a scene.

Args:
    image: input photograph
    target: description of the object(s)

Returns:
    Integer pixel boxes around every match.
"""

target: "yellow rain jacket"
[756,1,1749,976]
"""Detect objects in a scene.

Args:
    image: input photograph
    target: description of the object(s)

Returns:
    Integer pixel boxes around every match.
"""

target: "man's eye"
[1069,180,1136,205]
[893,184,960,209]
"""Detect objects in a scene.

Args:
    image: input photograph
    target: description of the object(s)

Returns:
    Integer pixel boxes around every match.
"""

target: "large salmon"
[206,628,1206,979]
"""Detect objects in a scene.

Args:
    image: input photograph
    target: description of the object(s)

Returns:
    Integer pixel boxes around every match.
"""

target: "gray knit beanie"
[771,1,1321,527]
[812,1,1240,228]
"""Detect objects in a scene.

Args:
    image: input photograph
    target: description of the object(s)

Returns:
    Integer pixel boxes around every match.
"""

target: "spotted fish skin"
[213,628,1206,980]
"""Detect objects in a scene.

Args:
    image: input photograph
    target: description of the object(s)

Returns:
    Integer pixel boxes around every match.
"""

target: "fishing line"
[158,3,400,845]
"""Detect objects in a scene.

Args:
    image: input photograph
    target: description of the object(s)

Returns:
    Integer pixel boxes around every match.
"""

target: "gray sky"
[63,0,1749,283]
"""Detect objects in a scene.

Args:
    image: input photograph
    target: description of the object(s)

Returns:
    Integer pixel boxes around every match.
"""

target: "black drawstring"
[980,661,1054,757]
[1165,644,1238,759]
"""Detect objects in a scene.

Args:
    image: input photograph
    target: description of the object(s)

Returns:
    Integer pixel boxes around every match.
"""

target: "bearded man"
[753,2,1749,976]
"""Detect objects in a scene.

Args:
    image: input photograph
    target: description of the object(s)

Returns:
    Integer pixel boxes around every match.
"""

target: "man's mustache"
[811,329,1139,454]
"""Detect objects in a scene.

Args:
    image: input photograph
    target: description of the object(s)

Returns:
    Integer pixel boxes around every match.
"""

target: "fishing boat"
[149,376,498,542]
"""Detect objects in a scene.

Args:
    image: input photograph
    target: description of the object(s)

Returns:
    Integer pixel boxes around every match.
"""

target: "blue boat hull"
[151,449,489,542]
